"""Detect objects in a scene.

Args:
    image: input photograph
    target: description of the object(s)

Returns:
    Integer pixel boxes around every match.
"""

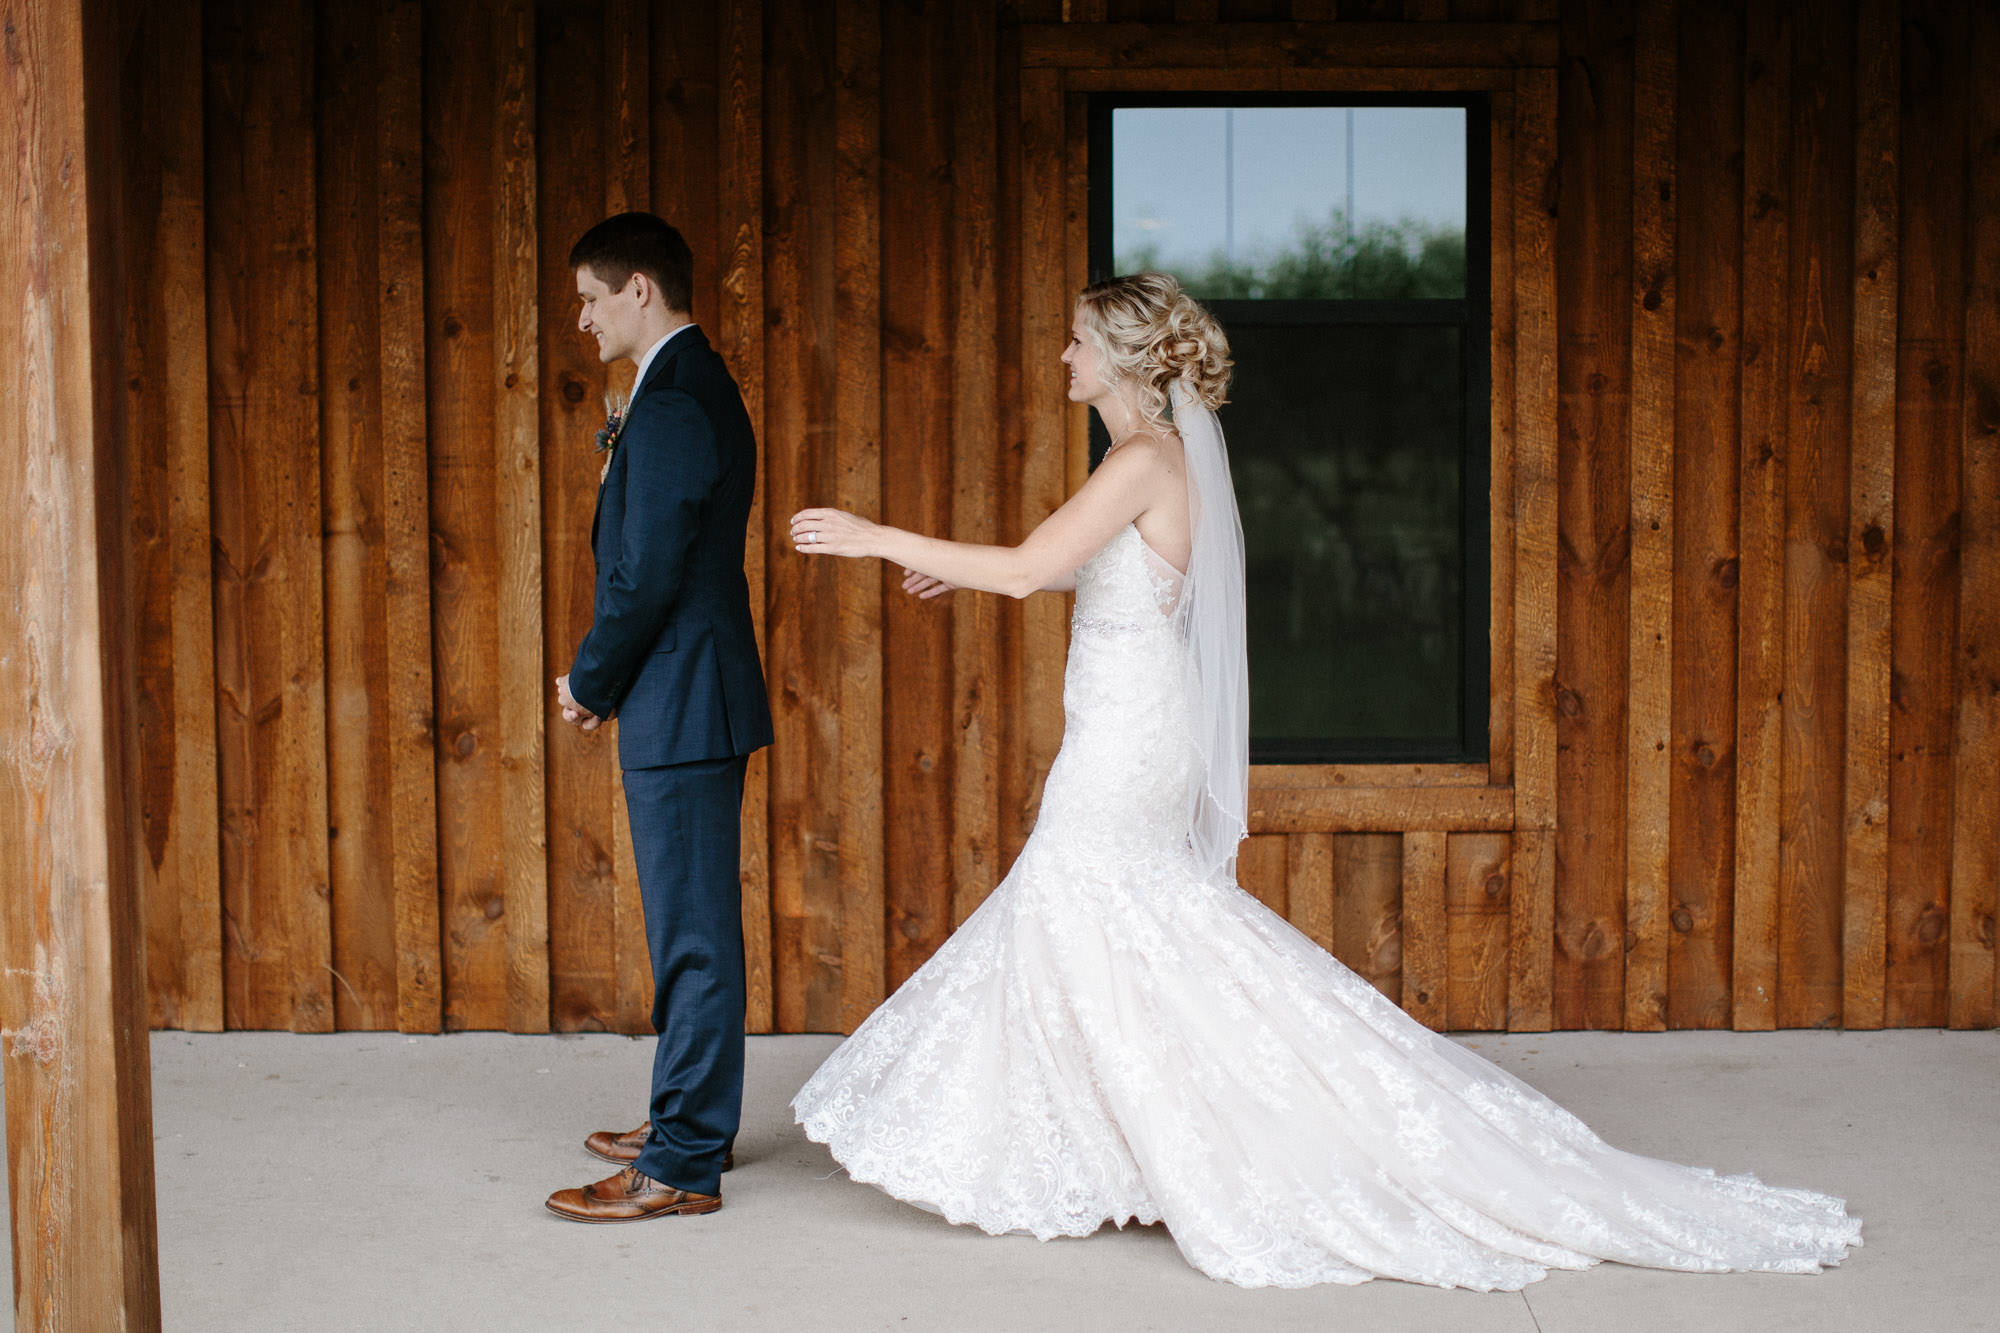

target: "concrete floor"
[5,1028,1995,1331]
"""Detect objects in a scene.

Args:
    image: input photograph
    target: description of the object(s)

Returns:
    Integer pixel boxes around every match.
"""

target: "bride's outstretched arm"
[791,438,1165,599]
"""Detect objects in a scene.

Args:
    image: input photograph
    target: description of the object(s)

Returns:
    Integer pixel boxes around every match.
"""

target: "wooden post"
[0,0,163,1325]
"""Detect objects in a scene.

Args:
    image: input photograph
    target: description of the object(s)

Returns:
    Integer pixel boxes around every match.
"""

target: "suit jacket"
[568,326,775,770]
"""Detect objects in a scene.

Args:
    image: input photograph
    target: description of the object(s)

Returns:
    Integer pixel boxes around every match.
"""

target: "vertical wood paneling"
[950,0,1005,931]
[883,0,954,991]
[121,0,2000,1037]
[130,0,222,1033]
[1779,0,1856,1030]
[1400,830,1448,1028]
[425,0,508,1030]
[377,0,441,1034]
[318,0,399,1028]
[834,0,887,1031]
[1668,0,1742,1031]
[1733,0,1791,1031]
[764,0,845,1030]
[1554,0,1633,1029]
[1841,0,1899,1030]
[716,0,773,1032]
[1331,834,1403,1003]
[1883,0,1960,1027]
[1509,67,1558,1032]
[1624,0,1675,1033]
[1286,834,1335,953]
[537,0,618,1033]
[1948,0,2000,1030]
[205,0,334,1032]
[1447,833,1510,1030]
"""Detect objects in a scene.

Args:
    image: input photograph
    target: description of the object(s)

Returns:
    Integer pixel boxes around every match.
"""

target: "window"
[1089,95,1490,764]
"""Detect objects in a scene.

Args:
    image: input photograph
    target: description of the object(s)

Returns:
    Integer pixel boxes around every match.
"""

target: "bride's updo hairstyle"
[1076,271,1232,433]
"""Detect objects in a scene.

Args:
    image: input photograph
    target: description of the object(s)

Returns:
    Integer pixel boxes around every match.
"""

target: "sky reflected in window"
[1112,106,1466,288]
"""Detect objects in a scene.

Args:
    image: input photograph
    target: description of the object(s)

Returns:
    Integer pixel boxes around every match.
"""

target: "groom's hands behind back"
[900,568,955,600]
[555,673,602,731]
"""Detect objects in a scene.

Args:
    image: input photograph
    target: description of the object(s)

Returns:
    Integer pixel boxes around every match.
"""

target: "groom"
[545,213,773,1223]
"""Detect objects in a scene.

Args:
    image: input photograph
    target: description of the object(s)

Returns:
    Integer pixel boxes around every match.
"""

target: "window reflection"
[1112,106,1467,300]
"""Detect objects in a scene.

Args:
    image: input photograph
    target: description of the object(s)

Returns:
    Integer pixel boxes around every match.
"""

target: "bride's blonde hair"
[1075,271,1233,433]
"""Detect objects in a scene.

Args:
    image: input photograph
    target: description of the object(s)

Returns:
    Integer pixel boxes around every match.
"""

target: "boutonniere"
[596,390,630,484]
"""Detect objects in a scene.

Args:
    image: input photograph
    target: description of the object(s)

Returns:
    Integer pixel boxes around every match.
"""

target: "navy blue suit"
[568,325,773,1195]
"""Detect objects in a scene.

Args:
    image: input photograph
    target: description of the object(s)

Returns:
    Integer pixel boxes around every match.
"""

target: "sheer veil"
[1169,377,1249,882]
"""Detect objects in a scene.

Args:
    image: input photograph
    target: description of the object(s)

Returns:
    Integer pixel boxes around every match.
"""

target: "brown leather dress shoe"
[545,1166,720,1223]
[584,1122,734,1172]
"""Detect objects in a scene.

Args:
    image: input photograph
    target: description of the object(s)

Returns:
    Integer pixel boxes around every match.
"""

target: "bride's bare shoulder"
[1100,427,1184,474]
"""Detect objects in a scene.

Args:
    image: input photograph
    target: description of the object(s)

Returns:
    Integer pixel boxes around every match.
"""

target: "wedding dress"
[793,396,1862,1290]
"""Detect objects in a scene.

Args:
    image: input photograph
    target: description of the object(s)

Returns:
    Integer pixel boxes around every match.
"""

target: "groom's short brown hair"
[569,212,695,314]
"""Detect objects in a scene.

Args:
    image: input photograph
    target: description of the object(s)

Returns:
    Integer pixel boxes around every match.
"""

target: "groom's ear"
[625,271,652,307]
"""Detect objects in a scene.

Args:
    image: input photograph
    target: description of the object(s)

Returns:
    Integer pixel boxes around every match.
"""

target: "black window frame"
[1087,91,1492,766]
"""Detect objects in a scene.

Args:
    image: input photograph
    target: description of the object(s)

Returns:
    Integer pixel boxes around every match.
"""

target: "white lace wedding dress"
[793,521,1863,1290]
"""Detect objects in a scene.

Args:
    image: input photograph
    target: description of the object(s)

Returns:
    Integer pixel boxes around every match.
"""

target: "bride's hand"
[900,568,954,600]
[790,507,878,558]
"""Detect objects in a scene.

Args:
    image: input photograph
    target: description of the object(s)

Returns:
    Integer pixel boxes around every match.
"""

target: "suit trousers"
[621,753,748,1194]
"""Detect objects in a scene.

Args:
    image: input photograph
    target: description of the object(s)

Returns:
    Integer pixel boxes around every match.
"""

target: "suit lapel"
[592,326,706,549]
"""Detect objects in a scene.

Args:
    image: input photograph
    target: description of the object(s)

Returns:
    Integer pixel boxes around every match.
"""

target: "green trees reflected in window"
[1119,210,1466,302]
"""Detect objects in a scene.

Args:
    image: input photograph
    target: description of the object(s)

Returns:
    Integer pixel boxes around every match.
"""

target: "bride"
[783,272,1862,1290]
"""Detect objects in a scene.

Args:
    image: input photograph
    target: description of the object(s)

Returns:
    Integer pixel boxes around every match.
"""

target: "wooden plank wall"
[124,0,1998,1035]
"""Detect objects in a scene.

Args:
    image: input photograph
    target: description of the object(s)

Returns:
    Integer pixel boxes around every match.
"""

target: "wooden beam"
[1286,834,1335,954]
[1330,834,1402,1005]
[539,3,621,1033]
[1247,785,1514,833]
[1555,0,1635,1030]
[1237,834,1287,917]
[1949,0,2000,1030]
[1487,83,1518,792]
[762,0,842,1031]
[1779,1,1856,1031]
[376,0,441,1035]
[1017,66,1069,848]
[204,0,333,1032]
[1732,0,1791,1031]
[1400,831,1448,1029]
[1841,0,1898,1030]
[1018,21,1558,69]
[1252,763,1489,789]
[834,0,886,1033]
[128,0,221,1033]
[1669,0,1744,1032]
[320,0,402,1029]
[882,0,954,994]
[1446,833,1511,1031]
[715,0,773,1033]
[1508,67,1557,1034]
[1883,0,1961,1029]
[0,0,162,1320]
[1624,0,1675,1034]
[492,0,549,1032]
[950,0,1004,932]
[1059,66,1519,94]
